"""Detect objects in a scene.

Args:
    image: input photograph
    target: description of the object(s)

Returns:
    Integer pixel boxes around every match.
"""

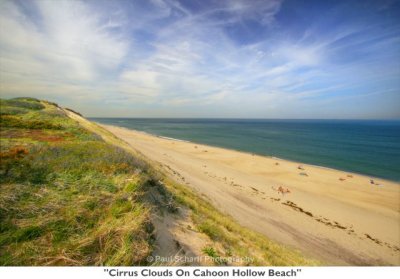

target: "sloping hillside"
[0,97,316,266]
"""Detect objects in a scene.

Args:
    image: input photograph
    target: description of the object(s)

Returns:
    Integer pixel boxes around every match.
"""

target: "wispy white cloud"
[0,0,399,118]
[0,0,129,95]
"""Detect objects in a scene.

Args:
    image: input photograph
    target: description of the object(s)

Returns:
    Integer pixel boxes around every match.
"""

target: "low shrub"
[65,108,82,116]
[0,98,44,110]
[0,115,63,130]
[0,106,29,115]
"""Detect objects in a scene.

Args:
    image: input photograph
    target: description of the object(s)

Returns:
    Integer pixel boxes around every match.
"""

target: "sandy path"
[100,124,400,265]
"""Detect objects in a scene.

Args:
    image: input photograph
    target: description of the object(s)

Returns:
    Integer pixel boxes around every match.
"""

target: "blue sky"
[0,0,399,118]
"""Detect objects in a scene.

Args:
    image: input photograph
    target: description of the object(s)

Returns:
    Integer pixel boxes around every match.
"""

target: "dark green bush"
[0,115,63,130]
[0,98,44,110]
[0,106,29,115]
[65,108,82,116]
[12,97,41,102]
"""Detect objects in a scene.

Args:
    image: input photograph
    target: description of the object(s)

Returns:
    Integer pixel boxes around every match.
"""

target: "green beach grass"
[0,97,317,266]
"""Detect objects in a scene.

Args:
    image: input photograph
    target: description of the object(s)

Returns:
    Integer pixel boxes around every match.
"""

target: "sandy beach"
[100,124,400,265]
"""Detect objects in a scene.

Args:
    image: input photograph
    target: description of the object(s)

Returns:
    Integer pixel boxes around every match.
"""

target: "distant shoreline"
[89,117,400,122]
[94,121,399,184]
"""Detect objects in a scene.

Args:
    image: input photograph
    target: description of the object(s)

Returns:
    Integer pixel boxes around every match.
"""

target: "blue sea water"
[91,118,400,182]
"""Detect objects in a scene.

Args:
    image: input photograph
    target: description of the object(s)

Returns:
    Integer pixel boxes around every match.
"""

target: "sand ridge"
[100,124,400,265]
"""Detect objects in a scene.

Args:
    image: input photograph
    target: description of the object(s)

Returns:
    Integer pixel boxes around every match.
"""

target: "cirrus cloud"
[0,0,399,119]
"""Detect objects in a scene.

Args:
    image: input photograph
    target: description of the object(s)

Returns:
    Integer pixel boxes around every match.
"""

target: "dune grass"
[0,97,317,266]
[0,98,154,265]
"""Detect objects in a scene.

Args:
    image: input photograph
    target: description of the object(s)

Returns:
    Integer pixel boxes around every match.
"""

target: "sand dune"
[100,124,400,265]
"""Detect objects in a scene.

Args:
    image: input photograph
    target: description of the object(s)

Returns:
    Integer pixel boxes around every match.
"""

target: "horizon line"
[87,116,400,121]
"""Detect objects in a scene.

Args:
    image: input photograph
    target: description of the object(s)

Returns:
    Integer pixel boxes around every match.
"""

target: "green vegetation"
[0,97,316,266]
[0,98,44,111]
[0,98,153,265]
[202,247,227,265]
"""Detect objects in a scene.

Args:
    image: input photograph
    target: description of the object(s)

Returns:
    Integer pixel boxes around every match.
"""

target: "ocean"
[91,118,400,182]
